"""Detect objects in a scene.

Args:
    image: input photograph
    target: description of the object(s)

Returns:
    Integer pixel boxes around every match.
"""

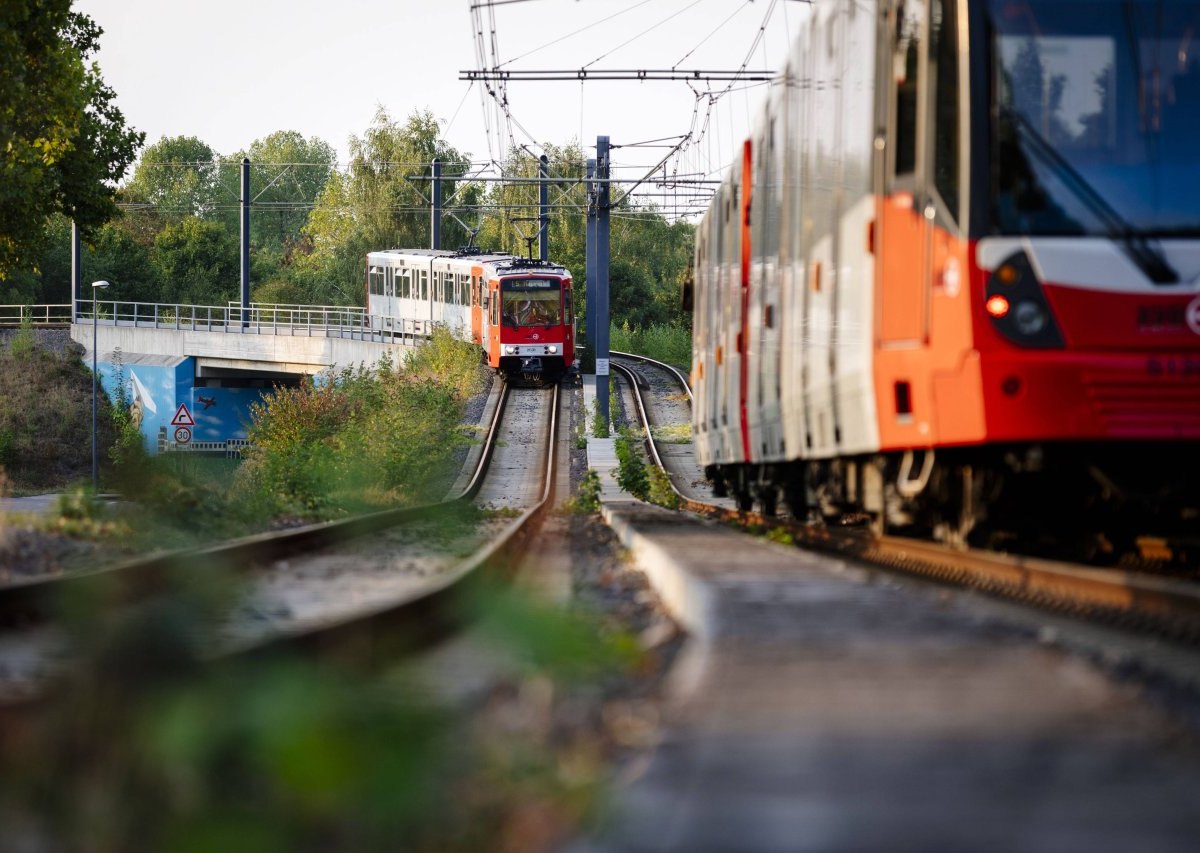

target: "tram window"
[369,266,383,295]
[932,0,959,221]
[402,271,411,299]
[894,0,923,176]
[420,271,428,301]
[563,288,573,324]
[385,267,394,298]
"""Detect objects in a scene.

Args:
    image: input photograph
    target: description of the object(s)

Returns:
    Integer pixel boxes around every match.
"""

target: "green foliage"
[294,108,479,306]
[153,216,240,305]
[613,428,649,500]
[235,330,484,519]
[0,339,116,490]
[647,466,680,511]
[83,220,162,303]
[609,320,692,367]
[765,525,795,546]
[106,351,149,472]
[0,565,633,851]
[44,486,127,539]
[590,398,609,439]
[244,131,336,250]
[565,469,602,514]
[123,135,222,223]
[0,1,143,277]
[9,310,36,357]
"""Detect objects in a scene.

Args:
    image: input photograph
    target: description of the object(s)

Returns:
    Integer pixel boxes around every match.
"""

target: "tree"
[294,108,477,305]
[243,131,336,250]
[153,217,239,305]
[123,136,224,224]
[0,1,143,278]
[85,223,161,304]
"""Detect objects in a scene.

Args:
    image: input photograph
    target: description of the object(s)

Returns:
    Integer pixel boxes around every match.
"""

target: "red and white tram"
[366,248,575,382]
[690,0,1200,550]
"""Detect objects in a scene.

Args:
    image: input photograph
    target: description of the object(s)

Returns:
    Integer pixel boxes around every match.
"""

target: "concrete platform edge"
[598,502,715,699]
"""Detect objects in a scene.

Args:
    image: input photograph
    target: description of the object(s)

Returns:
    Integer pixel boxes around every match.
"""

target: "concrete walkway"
[574,491,1200,851]
[0,494,63,518]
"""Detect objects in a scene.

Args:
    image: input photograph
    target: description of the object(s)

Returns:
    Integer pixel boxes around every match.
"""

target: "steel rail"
[610,349,692,402]
[0,382,563,714]
[0,380,518,619]
[612,354,1200,643]
[224,382,561,660]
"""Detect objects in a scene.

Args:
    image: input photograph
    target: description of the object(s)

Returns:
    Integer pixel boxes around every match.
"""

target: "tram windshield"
[988,0,1200,238]
[501,278,562,327]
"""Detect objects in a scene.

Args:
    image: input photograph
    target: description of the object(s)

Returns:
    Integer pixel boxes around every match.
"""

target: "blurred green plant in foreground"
[0,558,642,852]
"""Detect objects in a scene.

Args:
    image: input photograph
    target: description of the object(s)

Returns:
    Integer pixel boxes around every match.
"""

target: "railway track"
[611,351,1200,643]
[0,381,561,700]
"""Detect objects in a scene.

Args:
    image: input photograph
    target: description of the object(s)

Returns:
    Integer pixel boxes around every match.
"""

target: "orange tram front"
[365,248,575,383]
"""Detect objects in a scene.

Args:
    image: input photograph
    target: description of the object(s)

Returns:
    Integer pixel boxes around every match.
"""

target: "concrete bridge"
[2,301,420,455]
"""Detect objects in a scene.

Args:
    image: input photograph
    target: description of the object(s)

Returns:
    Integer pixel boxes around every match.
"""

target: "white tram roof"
[368,248,570,278]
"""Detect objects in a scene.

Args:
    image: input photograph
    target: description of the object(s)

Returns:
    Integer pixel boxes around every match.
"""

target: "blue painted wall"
[189,387,258,443]
[95,355,271,453]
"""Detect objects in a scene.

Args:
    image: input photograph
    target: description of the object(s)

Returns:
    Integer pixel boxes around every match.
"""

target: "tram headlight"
[504,345,517,355]
[547,345,558,354]
[985,251,1064,349]
[1013,300,1047,336]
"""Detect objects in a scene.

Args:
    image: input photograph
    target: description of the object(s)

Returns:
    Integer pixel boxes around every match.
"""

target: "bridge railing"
[0,304,73,327]
[70,299,431,342]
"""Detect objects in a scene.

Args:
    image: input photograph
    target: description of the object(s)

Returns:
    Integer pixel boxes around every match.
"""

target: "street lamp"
[91,280,110,492]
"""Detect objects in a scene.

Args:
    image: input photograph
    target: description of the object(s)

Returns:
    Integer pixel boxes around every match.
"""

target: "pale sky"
[75,0,801,216]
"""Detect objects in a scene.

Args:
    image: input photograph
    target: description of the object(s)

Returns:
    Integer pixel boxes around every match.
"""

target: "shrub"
[613,428,649,500]
[609,321,691,366]
[647,466,680,510]
[235,331,486,520]
[565,469,602,514]
[0,342,118,490]
[590,399,609,439]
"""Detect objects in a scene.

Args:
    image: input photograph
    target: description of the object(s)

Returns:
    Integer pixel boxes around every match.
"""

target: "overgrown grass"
[613,428,649,500]
[565,469,602,514]
[609,321,691,367]
[0,337,117,492]
[233,329,486,521]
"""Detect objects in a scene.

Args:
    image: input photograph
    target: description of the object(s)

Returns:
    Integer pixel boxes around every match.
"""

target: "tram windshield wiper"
[1001,105,1178,284]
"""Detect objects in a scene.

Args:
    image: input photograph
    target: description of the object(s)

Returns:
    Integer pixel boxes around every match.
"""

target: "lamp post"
[91,280,110,492]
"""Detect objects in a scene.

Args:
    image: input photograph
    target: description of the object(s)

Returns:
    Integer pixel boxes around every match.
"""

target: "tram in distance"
[366,248,575,382]
[688,0,1200,554]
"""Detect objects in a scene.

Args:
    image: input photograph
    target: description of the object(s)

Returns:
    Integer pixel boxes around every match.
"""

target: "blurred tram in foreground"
[690,0,1200,553]
[367,249,575,382]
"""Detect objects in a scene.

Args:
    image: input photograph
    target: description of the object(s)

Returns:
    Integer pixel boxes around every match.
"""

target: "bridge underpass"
[47,300,422,455]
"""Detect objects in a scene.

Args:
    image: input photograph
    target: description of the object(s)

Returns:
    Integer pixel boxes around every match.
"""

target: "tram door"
[486,280,501,367]
[471,266,484,344]
[877,0,929,346]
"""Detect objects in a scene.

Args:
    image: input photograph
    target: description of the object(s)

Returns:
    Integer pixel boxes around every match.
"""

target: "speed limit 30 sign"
[174,426,192,444]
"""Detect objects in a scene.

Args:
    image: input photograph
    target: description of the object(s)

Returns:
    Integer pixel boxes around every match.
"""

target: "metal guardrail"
[0,304,73,327]
[68,299,431,342]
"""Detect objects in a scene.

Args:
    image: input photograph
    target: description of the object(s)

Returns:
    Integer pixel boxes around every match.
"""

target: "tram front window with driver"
[989,0,1200,239]
[501,279,562,327]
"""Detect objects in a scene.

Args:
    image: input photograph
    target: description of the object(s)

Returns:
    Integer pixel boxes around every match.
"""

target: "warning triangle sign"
[170,402,195,427]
